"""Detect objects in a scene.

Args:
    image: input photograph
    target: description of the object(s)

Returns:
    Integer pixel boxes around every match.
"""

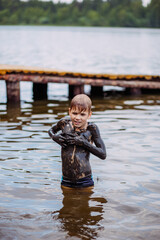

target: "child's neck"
[71,122,88,132]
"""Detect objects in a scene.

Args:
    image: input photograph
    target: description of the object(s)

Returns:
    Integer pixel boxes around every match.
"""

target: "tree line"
[0,0,159,28]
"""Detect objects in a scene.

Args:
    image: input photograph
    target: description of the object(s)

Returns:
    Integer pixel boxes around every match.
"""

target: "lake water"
[0,26,160,240]
[0,26,160,75]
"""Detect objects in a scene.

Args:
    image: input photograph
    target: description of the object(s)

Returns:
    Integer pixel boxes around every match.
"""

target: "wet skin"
[48,118,106,180]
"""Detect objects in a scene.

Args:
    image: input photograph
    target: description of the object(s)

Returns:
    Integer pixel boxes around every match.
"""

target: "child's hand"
[49,132,67,148]
[58,134,68,148]
[66,135,85,146]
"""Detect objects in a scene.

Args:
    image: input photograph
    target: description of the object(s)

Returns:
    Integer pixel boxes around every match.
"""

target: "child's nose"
[75,114,80,119]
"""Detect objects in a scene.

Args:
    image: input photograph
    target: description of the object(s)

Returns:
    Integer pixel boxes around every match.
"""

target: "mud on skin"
[48,118,106,180]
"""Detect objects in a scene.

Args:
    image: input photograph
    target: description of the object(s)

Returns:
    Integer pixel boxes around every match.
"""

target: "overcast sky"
[23,0,151,7]
[142,0,151,6]
[52,0,151,7]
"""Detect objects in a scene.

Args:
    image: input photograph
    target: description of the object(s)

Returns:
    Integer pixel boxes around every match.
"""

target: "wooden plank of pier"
[0,64,159,81]
[0,64,160,103]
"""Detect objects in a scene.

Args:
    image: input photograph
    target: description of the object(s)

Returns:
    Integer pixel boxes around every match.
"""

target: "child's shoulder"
[87,122,101,138]
[87,122,99,131]
[88,122,98,128]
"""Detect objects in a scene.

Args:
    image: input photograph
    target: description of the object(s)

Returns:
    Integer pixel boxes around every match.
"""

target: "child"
[48,94,106,188]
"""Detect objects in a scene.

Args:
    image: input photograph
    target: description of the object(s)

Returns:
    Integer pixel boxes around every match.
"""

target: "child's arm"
[67,124,106,159]
[85,124,106,159]
[48,119,67,148]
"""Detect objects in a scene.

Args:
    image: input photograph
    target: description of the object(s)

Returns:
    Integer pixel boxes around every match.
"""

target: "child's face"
[69,107,92,130]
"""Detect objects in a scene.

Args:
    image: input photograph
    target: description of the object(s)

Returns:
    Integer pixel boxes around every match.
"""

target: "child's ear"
[69,108,71,115]
[88,111,92,118]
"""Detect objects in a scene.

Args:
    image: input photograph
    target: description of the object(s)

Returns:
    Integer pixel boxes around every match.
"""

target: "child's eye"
[81,113,86,116]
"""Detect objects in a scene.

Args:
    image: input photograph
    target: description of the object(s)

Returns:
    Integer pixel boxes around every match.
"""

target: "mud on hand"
[66,135,86,146]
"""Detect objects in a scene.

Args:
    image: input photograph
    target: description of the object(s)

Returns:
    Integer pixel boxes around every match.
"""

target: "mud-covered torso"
[59,119,93,180]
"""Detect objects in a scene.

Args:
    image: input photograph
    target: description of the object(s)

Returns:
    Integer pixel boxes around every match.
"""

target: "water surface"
[0,26,160,75]
[0,26,160,240]
[0,92,160,239]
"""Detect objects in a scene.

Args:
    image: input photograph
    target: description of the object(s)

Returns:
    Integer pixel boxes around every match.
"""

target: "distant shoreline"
[0,24,159,29]
[0,0,159,28]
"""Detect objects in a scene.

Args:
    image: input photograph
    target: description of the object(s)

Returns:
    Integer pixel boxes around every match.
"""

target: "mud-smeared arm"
[83,134,106,159]
[48,120,67,147]
[66,124,106,159]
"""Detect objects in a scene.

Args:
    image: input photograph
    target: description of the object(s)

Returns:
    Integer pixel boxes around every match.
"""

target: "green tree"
[147,0,160,27]
[0,0,159,28]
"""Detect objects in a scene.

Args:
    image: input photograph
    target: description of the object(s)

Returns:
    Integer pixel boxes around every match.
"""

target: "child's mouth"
[74,121,81,125]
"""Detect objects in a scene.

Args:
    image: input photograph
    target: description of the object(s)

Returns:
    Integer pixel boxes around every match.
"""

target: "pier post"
[91,86,103,97]
[6,81,20,103]
[126,88,142,96]
[69,84,84,98]
[33,83,48,100]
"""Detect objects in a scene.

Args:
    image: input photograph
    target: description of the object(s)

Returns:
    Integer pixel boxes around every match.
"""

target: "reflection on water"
[52,188,107,239]
[0,88,160,239]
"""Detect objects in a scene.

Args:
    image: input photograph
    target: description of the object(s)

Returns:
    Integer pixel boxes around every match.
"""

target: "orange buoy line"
[0,64,159,81]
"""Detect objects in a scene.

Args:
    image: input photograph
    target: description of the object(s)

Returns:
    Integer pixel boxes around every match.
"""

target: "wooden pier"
[0,64,160,103]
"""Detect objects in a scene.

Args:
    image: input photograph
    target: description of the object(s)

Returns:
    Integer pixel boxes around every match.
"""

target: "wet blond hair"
[70,94,92,113]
